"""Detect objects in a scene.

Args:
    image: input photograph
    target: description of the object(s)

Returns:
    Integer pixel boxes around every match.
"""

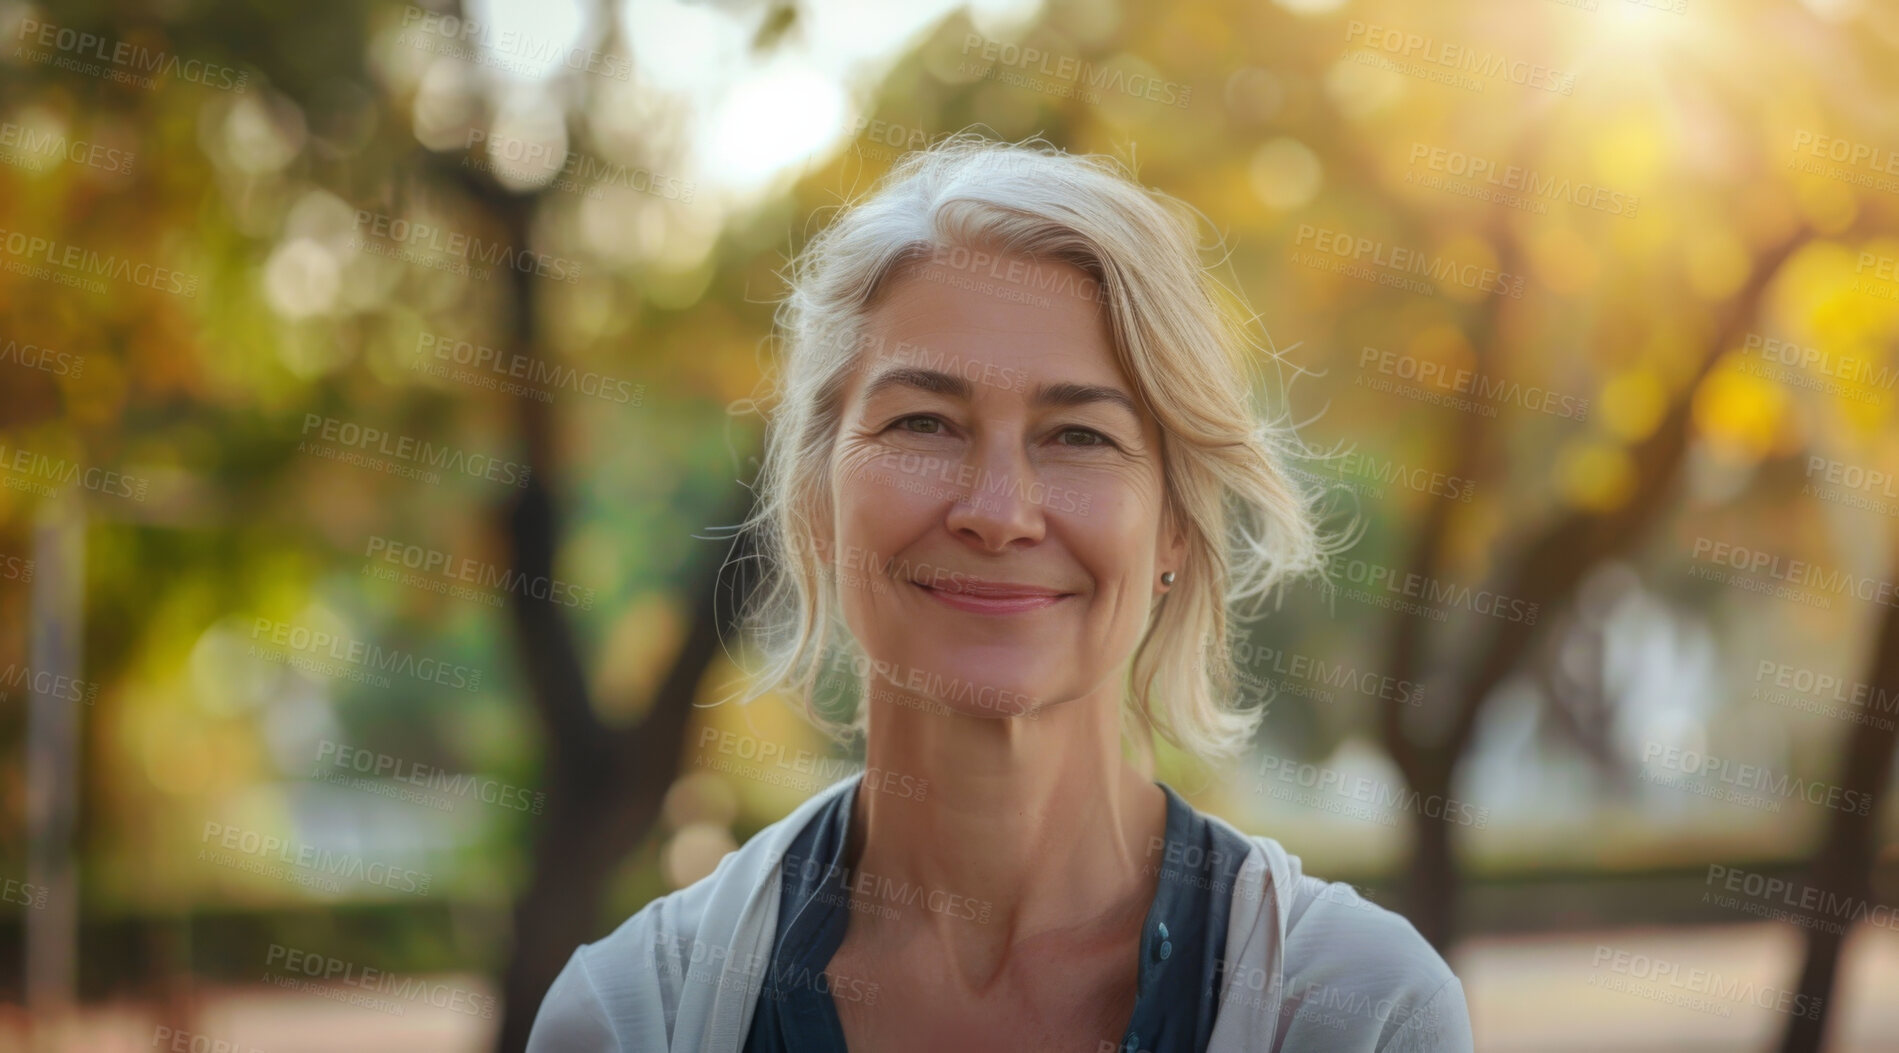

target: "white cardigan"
[526,773,1473,1052]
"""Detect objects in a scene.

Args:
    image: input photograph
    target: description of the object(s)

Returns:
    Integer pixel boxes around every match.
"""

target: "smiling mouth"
[920,580,1069,598]
[911,580,1072,614]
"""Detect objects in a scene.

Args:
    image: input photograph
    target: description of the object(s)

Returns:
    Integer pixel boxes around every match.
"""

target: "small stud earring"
[1160,571,1176,586]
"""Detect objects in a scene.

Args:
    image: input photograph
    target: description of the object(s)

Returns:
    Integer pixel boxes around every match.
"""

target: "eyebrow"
[860,367,1143,424]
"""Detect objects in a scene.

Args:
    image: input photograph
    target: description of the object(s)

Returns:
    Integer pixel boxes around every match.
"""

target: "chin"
[871,648,1053,720]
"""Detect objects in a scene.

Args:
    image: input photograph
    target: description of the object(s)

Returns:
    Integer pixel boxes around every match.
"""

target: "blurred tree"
[1382,225,1816,949]
[1777,581,1899,1053]
[5,2,1898,1051]
[427,7,782,1048]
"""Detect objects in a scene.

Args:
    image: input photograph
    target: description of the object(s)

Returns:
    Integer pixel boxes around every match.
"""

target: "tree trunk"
[491,462,759,1052]
[432,176,764,1051]
[1404,760,1458,950]
[1378,229,1812,956]
[25,493,84,1043]
[1776,576,1899,1053]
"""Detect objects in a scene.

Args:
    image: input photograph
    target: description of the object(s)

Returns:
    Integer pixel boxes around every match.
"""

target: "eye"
[1056,426,1115,449]
[889,414,948,435]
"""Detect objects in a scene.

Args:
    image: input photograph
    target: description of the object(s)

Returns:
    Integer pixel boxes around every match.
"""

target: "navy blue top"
[741,779,1253,1052]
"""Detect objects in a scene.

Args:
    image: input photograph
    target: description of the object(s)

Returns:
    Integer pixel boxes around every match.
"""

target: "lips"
[912,579,1072,614]
[920,579,1069,599]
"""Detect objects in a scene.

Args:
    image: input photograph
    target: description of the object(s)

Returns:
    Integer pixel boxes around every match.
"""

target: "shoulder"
[525,852,742,1052]
[1282,870,1458,991]
[1198,811,1471,1052]
[527,776,859,1052]
[1269,843,1470,1051]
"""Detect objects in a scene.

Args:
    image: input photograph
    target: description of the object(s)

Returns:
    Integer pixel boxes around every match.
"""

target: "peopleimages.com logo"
[0,121,135,175]
[1406,141,1638,218]
[265,943,496,1019]
[411,332,642,405]
[315,740,544,814]
[200,822,432,895]
[1293,224,1527,299]
[958,34,1193,108]
[1641,741,1874,815]
[398,6,629,83]
[0,339,84,378]
[0,228,199,297]
[13,18,249,92]
[299,413,532,488]
[1589,944,1822,1020]
[361,535,597,610]
[352,210,582,283]
[1343,21,1576,95]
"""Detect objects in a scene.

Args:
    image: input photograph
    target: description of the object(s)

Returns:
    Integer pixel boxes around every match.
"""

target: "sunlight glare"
[704,58,849,196]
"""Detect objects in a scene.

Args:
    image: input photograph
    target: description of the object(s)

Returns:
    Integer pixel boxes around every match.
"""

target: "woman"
[527,135,1472,1052]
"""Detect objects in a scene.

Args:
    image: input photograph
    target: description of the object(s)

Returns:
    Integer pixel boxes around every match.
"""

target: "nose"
[944,430,1046,552]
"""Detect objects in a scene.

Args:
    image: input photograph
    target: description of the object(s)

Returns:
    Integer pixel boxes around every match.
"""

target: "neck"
[843,679,1167,989]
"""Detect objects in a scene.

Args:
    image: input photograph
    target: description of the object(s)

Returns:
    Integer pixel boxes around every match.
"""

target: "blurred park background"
[3,0,1899,1049]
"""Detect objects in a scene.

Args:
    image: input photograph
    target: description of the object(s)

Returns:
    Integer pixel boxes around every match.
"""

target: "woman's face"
[824,249,1184,720]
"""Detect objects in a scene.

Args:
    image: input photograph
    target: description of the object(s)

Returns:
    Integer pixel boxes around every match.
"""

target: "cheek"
[836,448,933,523]
[1059,482,1163,613]
[1059,473,1158,547]
[838,440,991,521]
[826,448,933,597]
[1040,453,1160,511]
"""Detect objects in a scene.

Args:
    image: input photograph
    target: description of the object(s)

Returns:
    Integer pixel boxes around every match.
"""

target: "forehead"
[855,252,1122,386]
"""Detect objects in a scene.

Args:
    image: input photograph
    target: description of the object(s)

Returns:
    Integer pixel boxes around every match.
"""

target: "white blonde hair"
[727,132,1344,765]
